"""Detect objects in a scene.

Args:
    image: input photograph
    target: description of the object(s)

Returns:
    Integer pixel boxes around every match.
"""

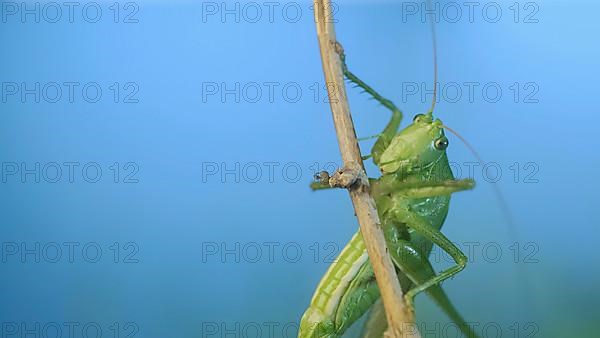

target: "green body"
[298,54,477,338]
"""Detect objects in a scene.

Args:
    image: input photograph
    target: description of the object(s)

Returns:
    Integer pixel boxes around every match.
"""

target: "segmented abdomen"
[309,232,368,314]
[299,232,371,337]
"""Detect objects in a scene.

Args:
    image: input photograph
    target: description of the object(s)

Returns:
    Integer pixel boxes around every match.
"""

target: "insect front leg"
[376,178,475,198]
[336,44,403,165]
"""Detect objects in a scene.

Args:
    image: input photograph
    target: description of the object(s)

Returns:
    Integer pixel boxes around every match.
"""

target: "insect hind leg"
[391,209,468,309]
[384,230,479,338]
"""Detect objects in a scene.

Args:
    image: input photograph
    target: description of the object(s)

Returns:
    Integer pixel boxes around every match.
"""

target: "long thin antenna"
[427,0,438,115]
[443,123,538,319]
[441,124,518,240]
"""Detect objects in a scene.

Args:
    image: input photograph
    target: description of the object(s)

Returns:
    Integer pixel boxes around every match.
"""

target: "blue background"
[1,0,598,337]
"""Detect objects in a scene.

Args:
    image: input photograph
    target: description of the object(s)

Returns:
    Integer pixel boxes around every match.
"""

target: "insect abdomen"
[299,232,369,337]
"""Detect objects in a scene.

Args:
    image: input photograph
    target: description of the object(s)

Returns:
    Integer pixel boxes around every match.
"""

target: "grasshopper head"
[379,113,449,174]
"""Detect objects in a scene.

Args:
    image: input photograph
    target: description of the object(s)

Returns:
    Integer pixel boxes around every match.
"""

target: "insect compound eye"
[434,137,449,150]
[413,114,425,122]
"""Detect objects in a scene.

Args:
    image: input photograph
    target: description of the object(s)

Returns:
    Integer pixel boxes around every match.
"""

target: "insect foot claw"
[329,162,366,189]
[333,40,345,56]
[404,295,416,313]
[315,171,331,185]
